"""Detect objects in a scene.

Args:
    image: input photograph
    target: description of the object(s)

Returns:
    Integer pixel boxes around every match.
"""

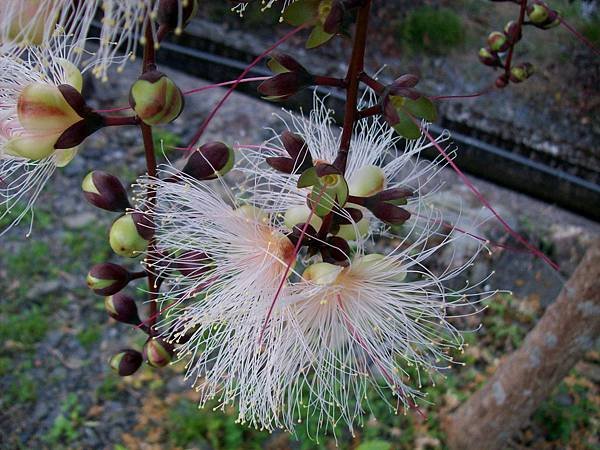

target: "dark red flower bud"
[282,131,313,171]
[86,263,132,296]
[478,47,502,67]
[267,52,308,74]
[258,71,313,101]
[266,156,296,174]
[82,171,131,212]
[323,1,344,34]
[391,74,420,89]
[175,250,212,277]
[377,187,413,204]
[157,0,199,32]
[143,338,174,368]
[333,207,363,225]
[369,202,411,225]
[487,31,509,52]
[503,20,522,43]
[110,349,143,376]
[182,142,235,180]
[288,223,318,246]
[53,85,104,150]
[495,74,509,88]
[105,293,141,325]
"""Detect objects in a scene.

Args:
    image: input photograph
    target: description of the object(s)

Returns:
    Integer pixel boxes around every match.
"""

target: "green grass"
[397,6,465,54]
[77,324,103,350]
[167,399,269,449]
[0,305,50,347]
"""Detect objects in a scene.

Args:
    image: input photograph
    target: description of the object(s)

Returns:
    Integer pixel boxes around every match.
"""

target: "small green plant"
[44,393,83,445]
[398,6,464,54]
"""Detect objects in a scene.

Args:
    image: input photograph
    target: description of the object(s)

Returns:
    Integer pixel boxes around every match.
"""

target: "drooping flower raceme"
[0,40,88,234]
[134,107,495,435]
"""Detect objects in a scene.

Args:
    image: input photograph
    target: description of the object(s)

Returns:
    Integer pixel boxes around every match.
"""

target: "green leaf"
[403,96,437,122]
[283,0,319,26]
[306,24,335,49]
[309,185,335,217]
[393,111,421,140]
[297,167,318,188]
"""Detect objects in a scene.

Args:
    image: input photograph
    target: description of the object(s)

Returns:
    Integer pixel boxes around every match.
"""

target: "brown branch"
[334,0,372,173]
[443,240,600,450]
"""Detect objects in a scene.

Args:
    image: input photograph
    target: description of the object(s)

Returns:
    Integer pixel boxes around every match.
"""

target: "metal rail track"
[94,23,600,221]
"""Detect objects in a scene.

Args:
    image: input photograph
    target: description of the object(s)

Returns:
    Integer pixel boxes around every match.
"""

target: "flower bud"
[368,202,411,225]
[82,171,131,212]
[182,142,235,180]
[495,74,509,89]
[129,70,184,126]
[110,349,143,376]
[87,263,131,296]
[157,0,199,34]
[527,3,550,24]
[284,205,323,230]
[320,236,350,264]
[348,165,385,197]
[302,262,343,285]
[7,83,83,160]
[143,338,173,367]
[336,216,370,241]
[258,71,314,101]
[487,31,509,52]
[109,213,151,258]
[267,52,308,75]
[503,20,522,43]
[105,293,141,325]
[478,47,501,67]
[510,63,534,83]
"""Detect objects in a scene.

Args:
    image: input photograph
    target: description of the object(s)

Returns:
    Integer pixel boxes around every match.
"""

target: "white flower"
[0,39,87,235]
[134,165,301,429]
[238,92,453,242]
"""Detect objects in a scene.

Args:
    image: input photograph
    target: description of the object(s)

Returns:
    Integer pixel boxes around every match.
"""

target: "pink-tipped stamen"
[258,184,326,345]
[416,120,559,271]
[336,295,427,419]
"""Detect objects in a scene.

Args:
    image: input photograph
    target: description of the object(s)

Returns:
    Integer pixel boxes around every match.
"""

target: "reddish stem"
[334,0,372,173]
[103,116,139,126]
[313,76,347,88]
[504,0,528,79]
[141,21,160,334]
[357,104,382,119]
[359,72,385,93]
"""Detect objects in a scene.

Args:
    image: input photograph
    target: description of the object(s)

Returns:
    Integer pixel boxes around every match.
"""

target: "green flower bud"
[109,214,150,258]
[487,31,508,52]
[510,63,534,83]
[110,349,143,376]
[527,3,549,24]
[129,70,184,126]
[336,216,370,241]
[143,338,173,368]
[302,262,343,285]
[348,165,386,197]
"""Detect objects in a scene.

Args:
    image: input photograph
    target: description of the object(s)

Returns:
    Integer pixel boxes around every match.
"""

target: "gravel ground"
[0,57,599,449]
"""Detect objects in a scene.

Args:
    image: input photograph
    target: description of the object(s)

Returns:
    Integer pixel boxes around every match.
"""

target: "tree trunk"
[443,241,600,450]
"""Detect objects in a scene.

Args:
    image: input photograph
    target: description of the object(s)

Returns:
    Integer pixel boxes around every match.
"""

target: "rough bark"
[444,241,600,450]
